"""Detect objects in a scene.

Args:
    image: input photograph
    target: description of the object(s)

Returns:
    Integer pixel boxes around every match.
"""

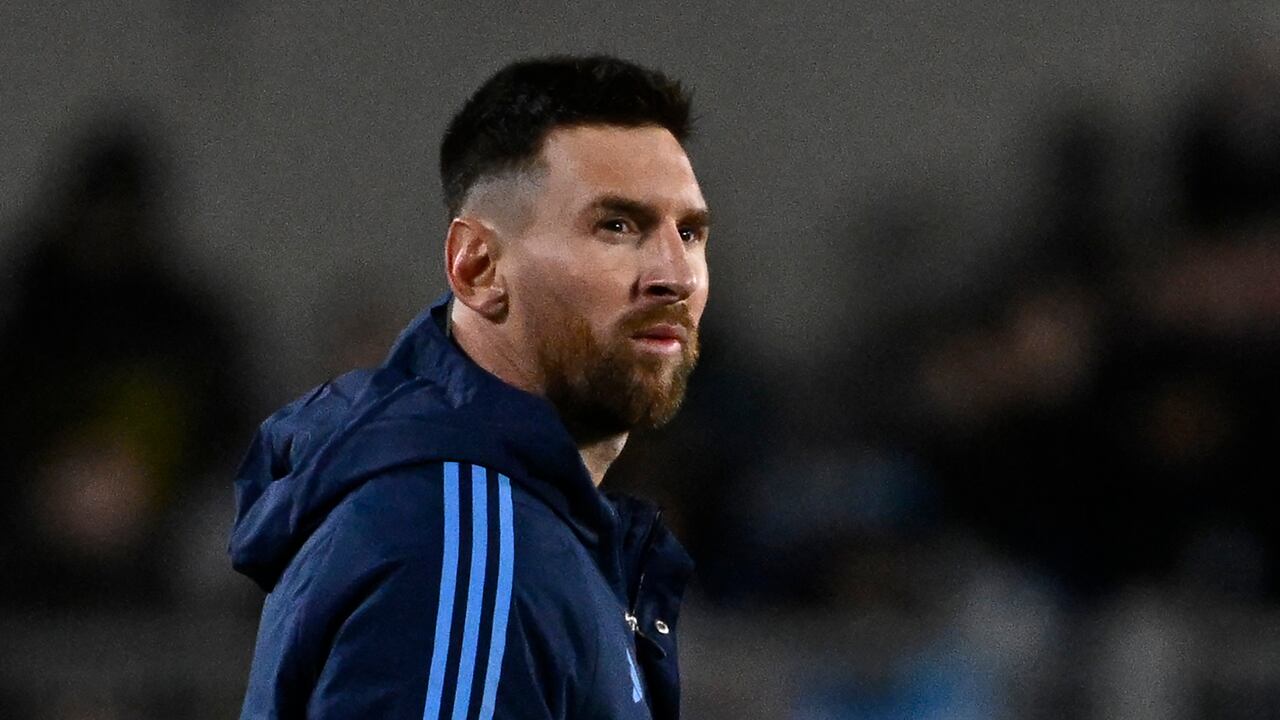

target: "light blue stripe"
[450,465,490,720]
[626,648,644,703]
[422,462,461,720]
[477,474,515,720]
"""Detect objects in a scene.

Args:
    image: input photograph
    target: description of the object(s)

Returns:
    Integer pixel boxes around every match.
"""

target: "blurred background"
[4,1,1280,718]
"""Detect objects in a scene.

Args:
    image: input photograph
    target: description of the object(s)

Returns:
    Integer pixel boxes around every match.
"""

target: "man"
[230,55,709,720]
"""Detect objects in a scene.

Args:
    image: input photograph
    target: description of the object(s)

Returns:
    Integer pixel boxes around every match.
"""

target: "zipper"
[626,509,663,645]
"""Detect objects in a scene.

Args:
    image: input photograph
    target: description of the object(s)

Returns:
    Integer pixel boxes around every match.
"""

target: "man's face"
[501,124,710,435]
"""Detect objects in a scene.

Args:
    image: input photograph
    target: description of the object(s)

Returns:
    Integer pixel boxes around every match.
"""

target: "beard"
[536,304,699,439]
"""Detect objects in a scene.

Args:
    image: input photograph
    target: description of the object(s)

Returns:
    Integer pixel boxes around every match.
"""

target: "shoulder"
[286,462,595,597]
[246,461,618,718]
[316,461,609,642]
[269,463,452,618]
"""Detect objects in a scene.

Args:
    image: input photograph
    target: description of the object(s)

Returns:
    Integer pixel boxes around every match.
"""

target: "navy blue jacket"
[229,294,694,719]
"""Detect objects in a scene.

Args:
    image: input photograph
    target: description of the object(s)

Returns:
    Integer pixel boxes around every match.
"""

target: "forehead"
[535,125,706,214]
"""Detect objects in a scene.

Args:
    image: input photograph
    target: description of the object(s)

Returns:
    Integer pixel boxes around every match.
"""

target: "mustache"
[618,305,697,336]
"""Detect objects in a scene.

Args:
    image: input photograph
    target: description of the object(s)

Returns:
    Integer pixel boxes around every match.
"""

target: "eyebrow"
[589,194,711,229]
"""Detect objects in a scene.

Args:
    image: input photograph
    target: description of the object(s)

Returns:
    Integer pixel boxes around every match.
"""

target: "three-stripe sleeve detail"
[423,463,516,720]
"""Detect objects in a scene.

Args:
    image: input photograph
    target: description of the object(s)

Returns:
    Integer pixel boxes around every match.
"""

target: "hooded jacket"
[229,294,694,720]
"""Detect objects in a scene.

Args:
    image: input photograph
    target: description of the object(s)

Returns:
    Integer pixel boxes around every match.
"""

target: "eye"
[598,218,636,236]
[678,226,706,244]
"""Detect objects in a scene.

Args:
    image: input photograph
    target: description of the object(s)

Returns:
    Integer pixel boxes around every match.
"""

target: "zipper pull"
[625,612,639,633]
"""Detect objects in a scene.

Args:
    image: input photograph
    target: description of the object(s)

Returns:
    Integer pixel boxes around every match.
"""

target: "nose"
[637,222,699,303]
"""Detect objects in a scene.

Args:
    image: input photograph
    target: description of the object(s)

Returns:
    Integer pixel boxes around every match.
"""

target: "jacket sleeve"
[238,462,570,720]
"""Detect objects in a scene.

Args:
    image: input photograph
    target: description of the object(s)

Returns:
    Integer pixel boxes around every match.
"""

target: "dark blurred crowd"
[4,51,1280,719]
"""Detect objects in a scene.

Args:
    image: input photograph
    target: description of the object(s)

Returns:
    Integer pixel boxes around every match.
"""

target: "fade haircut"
[439,55,693,218]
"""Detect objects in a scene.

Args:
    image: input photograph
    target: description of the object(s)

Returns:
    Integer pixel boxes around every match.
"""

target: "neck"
[451,302,541,396]
[568,417,632,484]
[451,301,626,487]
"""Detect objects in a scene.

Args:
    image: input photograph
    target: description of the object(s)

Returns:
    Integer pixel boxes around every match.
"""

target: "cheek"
[509,235,643,332]
[509,251,577,312]
[515,266,610,339]
[539,260,633,317]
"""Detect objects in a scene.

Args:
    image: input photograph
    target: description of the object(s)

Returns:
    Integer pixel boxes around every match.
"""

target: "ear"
[445,217,507,320]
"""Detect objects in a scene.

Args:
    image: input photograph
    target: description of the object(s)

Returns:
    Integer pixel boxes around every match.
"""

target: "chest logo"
[625,647,644,704]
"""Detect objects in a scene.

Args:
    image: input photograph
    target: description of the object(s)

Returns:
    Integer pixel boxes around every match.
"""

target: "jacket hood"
[228,293,621,591]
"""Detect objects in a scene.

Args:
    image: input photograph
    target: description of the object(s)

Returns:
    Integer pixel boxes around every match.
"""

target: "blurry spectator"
[0,118,251,610]
[1180,47,1280,229]
[896,82,1280,600]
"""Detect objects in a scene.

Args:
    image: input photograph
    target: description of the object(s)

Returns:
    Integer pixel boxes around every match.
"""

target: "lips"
[631,323,690,344]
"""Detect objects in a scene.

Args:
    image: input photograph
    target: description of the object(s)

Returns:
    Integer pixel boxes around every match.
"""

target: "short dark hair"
[439,55,693,217]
